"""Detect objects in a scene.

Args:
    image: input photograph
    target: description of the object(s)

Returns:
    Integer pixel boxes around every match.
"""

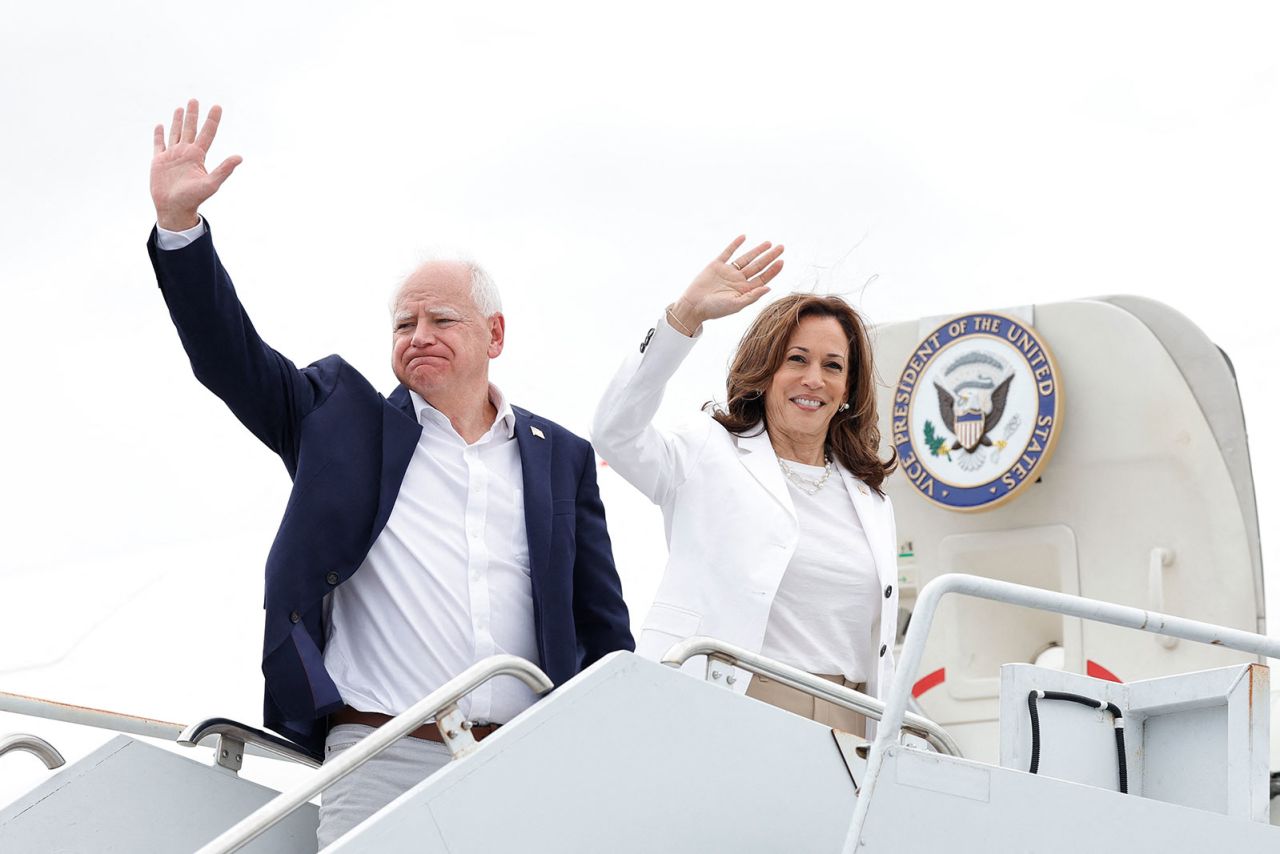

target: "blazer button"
[879,644,887,657]
[884,585,893,598]
[639,328,655,353]
[290,610,301,624]
[326,571,340,585]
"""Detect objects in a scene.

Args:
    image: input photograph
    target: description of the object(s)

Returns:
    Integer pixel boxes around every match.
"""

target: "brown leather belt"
[329,706,501,744]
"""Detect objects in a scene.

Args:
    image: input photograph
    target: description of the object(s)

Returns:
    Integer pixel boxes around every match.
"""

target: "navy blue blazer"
[148,225,633,759]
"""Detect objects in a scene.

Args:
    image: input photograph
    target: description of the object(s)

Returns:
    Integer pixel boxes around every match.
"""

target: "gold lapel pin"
[530,426,546,440]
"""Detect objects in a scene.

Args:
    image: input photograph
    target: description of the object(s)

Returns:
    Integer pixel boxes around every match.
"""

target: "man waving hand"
[148,100,633,846]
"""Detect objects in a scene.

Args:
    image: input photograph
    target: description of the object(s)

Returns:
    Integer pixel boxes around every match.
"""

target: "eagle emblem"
[893,310,1060,511]
[933,351,1014,453]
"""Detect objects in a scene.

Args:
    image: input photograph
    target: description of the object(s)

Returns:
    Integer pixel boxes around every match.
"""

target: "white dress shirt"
[323,388,540,723]
[156,218,541,723]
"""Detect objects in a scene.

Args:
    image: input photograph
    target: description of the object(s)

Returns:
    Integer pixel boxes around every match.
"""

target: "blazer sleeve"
[571,439,636,662]
[590,316,708,507]
[147,224,328,473]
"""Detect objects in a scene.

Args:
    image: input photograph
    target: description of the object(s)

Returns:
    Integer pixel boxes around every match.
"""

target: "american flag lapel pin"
[531,426,545,440]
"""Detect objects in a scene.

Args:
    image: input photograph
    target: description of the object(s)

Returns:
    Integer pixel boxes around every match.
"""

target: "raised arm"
[592,237,784,505]
[147,101,324,470]
[151,99,242,231]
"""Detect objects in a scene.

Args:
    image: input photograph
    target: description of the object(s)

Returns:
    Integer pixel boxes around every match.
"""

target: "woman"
[592,236,898,735]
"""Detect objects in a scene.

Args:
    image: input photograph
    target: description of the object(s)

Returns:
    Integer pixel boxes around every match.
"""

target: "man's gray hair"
[464,260,502,317]
[390,255,503,318]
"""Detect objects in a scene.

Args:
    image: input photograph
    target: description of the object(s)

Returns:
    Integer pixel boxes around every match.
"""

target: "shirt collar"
[409,384,517,440]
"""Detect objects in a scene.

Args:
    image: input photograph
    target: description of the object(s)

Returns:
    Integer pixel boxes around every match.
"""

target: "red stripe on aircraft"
[912,667,946,698]
[1086,660,1122,683]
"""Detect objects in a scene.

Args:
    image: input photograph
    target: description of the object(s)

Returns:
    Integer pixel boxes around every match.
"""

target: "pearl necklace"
[777,455,834,496]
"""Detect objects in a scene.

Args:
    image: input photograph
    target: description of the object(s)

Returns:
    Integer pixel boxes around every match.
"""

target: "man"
[147,100,633,844]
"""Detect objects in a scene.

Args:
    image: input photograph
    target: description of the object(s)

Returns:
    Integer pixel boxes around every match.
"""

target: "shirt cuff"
[155,216,207,251]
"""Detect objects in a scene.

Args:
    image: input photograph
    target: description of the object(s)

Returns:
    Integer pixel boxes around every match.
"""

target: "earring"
[838,402,850,412]
[744,389,764,401]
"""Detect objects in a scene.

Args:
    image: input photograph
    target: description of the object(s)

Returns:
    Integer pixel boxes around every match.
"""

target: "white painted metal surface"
[1,644,1274,851]
[846,573,1280,852]
[1000,662,1270,821]
[329,652,860,853]
[1098,295,1264,622]
[0,736,318,853]
[856,745,1279,851]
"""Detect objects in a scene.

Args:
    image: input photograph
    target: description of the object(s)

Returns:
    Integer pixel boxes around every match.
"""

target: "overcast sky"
[1,0,1276,803]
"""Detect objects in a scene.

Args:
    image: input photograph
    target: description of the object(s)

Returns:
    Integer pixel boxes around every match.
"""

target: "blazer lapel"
[373,386,422,541]
[838,467,894,587]
[514,407,553,583]
[736,428,797,523]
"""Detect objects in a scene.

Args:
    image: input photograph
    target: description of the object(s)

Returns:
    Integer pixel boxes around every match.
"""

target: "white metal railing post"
[842,573,1280,853]
[195,654,552,854]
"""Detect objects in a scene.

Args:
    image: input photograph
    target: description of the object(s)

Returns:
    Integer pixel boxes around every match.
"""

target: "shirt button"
[884,585,893,598]
[879,644,887,657]
[326,571,340,585]
[290,611,302,624]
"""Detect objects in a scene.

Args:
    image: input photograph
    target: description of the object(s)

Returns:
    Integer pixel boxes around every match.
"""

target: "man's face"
[391,261,504,400]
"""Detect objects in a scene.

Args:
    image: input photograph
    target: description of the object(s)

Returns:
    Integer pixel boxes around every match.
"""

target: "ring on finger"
[732,260,745,271]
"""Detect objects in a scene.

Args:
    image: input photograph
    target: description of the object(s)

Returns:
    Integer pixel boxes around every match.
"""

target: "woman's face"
[764,314,851,443]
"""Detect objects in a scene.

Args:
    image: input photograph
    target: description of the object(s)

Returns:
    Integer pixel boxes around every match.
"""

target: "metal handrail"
[0,690,306,767]
[195,654,553,854]
[0,734,65,769]
[179,718,321,771]
[842,573,1280,853]
[661,636,962,757]
[0,689,186,742]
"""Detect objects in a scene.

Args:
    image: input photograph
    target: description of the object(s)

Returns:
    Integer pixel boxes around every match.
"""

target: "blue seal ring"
[891,312,1062,512]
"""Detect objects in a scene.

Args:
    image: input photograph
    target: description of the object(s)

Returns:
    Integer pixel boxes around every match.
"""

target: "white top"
[156,219,540,724]
[760,460,881,682]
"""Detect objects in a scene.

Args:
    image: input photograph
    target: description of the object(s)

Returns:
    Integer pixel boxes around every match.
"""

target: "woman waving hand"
[593,237,898,736]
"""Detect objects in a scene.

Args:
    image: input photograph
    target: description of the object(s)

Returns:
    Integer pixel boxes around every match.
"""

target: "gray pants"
[316,724,453,849]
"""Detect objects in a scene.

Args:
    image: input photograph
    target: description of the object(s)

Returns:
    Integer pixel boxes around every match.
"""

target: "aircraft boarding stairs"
[3,574,1280,852]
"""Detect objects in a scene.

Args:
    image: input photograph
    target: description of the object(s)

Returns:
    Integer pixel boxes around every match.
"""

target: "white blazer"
[592,316,900,713]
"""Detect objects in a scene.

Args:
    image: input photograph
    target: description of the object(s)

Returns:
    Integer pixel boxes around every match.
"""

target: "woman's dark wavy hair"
[709,293,897,494]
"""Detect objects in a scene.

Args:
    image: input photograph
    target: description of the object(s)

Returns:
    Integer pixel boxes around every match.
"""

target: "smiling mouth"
[790,396,825,412]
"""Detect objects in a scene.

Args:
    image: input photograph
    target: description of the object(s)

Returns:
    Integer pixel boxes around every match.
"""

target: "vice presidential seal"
[892,312,1061,511]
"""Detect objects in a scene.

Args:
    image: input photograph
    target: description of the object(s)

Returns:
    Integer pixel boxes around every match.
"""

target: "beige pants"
[745,673,867,738]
